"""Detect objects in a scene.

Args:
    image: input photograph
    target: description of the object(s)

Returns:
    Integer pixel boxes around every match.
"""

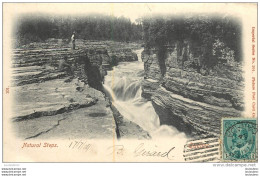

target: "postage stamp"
[2,3,257,162]
[221,118,257,162]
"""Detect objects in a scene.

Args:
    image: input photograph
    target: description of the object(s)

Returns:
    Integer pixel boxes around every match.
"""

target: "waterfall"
[103,49,188,140]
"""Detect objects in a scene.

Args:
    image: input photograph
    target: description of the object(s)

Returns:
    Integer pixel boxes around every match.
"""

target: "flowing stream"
[103,49,188,140]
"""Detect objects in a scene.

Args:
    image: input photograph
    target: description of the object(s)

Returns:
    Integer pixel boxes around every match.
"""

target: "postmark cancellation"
[221,118,257,162]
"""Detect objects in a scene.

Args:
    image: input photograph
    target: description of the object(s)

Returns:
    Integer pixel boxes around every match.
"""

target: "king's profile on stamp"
[222,118,257,162]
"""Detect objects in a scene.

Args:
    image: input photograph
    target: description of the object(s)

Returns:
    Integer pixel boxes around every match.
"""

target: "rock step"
[13,99,97,122]
[151,86,241,136]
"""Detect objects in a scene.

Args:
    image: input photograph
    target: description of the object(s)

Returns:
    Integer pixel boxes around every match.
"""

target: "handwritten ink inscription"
[134,143,175,160]
[106,143,176,160]
[106,145,125,156]
[68,140,92,152]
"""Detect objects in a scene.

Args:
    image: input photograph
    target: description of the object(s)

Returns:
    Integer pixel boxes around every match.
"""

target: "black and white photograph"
[2,3,257,164]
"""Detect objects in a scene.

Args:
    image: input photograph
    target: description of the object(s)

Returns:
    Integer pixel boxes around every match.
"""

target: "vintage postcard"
[2,3,257,162]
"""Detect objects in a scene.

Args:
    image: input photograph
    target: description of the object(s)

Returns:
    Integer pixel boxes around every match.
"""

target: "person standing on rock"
[71,31,76,50]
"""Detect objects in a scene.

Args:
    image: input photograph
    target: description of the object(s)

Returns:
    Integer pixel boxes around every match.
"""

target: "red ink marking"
[187,142,209,149]
[5,87,9,94]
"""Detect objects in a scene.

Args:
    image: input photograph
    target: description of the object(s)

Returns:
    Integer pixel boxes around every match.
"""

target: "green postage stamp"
[222,118,257,162]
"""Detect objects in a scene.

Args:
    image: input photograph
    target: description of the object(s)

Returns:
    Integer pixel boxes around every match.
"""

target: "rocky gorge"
[11,37,244,140]
[141,43,244,138]
[11,40,150,139]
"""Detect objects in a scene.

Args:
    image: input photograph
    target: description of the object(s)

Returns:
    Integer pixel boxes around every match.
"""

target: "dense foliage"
[142,15,242,71]
[14,14,143,46]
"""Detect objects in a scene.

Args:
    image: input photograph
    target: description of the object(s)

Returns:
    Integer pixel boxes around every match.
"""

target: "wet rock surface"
[110,104,151,140]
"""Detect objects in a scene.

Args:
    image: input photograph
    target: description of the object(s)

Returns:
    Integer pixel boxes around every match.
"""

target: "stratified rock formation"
[141,15,244,138]
[12,40,138,89]
[142,44,244,138]
[11,40,145,139]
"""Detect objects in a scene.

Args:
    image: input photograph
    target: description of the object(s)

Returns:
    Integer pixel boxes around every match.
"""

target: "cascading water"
[103,49,188,140]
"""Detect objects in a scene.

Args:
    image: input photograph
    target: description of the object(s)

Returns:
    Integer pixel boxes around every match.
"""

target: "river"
[103,49,188,140]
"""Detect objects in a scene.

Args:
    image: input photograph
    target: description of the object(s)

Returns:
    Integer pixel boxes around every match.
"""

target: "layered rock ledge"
[141,45,244,137]
[11,40,147,139]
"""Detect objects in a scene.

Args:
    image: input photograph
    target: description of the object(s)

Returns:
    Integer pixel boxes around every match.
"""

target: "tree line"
[142,15,242,71]
[15,13,242,71]
[14,14,143,46]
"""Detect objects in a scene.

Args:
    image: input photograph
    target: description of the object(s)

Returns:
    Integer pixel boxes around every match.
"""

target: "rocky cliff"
[141,44,244,137]
[12,40,146,139]
[12,40,138,89]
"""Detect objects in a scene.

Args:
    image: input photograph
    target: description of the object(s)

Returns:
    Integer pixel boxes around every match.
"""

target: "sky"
[7,3,153,23]
[5,3,249,23]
